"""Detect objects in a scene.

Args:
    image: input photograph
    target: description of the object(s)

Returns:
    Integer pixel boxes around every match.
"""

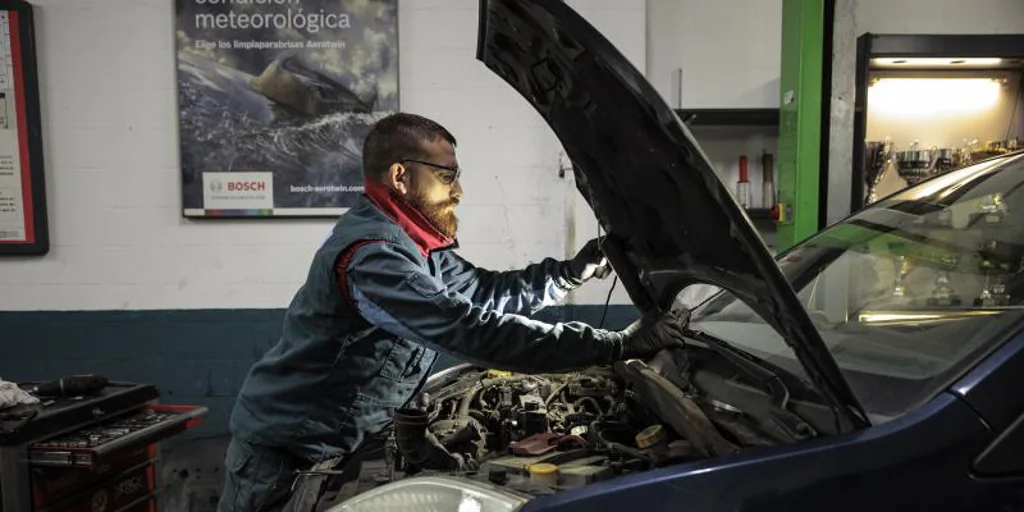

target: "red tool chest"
[0,381,207,511]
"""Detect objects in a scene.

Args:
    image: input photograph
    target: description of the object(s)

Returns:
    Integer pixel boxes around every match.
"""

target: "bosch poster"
[174,0,399,217]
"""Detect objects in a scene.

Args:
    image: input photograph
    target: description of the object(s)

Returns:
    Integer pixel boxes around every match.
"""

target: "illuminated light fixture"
[868,77,1003,114]
[858,310,1005,326]
[872,57,1004,68]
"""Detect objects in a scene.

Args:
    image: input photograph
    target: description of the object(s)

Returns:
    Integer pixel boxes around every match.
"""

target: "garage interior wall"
[0,0,648,443]
[826,0,1024,225]
[647,0,783,214]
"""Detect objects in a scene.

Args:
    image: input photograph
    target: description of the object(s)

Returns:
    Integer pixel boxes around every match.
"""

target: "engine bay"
[390,365,699,495]
[308,351,810,505]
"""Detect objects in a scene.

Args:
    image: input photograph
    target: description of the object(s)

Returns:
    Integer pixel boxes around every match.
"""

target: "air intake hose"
[393,408,468,471]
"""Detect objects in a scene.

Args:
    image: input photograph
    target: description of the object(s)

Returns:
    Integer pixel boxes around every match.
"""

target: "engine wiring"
[318,363,782,504]
[383,366,705,494]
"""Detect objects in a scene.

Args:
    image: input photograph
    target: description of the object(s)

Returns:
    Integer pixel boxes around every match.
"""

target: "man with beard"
[218,113,689,512]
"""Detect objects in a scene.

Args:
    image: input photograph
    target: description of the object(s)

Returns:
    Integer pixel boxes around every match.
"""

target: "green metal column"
[776,0,825,250]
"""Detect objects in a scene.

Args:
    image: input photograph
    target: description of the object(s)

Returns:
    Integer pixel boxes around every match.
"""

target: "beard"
[407,188,459,237]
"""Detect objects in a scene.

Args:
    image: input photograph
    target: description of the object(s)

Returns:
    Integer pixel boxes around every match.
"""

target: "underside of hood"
[475,0,869,431]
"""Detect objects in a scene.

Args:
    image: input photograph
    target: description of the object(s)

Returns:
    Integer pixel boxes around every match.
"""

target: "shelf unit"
[746,207,772,220]
[851,33,1024,213]
[674,108,780,127]
[674,109,781,247]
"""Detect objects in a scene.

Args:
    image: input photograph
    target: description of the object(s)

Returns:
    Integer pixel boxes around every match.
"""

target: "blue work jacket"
[228,183,623,462]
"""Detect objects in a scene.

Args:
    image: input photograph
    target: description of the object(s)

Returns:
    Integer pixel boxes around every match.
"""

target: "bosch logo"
[204,173,272,208]
[227,181,266,192]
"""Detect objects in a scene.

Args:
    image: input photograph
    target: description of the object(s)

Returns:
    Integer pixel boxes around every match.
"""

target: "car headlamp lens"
[326,476,529,512]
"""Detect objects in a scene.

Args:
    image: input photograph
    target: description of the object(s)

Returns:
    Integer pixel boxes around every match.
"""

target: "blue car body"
[522,333,1024,511]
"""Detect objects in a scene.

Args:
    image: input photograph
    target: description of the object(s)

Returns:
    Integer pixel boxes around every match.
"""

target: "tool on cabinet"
[25,374,109,399]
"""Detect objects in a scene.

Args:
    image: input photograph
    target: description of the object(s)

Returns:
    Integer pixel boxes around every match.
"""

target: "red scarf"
[363,180,455,256]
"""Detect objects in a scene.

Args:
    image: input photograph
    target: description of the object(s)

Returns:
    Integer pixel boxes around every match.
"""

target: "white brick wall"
[0,0,646,311]
[645,0,782,232]
[563,0,647,307]
[647,0,783,109]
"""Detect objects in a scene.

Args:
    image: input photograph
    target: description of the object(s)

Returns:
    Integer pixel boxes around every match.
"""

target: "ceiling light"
[872,57,1004,68]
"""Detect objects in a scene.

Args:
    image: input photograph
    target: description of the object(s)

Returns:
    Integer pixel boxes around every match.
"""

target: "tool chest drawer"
[28,405,207,469]
[30,443,154,510]
[33,455,156,512]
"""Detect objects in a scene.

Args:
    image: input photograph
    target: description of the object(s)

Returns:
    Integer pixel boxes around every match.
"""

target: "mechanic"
[217,112,689,512]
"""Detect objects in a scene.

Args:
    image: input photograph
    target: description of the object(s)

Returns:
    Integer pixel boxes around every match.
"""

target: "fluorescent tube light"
[872,58,1004,68]
[868,77,1002,114]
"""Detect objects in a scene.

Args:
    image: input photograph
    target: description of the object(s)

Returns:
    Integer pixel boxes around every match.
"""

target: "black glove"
[568,237,612,283]
[617,309,690,360]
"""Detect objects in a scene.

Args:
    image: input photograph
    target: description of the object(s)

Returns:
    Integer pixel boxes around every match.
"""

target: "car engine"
[312,357,747,505]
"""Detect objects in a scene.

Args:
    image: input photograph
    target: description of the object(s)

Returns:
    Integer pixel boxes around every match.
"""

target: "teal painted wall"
[0,305,638,448]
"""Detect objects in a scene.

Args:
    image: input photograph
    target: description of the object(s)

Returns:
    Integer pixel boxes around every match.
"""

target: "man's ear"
[388,163,409,195]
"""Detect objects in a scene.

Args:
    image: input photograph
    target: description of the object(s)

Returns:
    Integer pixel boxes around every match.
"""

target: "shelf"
[674,108,780,127]
[745,208,772,220]
[746,207,778,232]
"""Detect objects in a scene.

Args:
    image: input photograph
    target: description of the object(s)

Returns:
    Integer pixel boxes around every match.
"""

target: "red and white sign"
[202,172,274,210]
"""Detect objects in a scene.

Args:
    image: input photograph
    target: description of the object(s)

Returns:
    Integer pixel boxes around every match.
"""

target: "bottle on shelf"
[737,155,751,208]
[761,150,775,209]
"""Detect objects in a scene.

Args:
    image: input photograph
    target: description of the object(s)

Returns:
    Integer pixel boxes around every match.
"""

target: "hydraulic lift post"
[777,0,829,250]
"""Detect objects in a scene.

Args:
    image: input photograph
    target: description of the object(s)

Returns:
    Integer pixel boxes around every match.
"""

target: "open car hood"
[476,0,870,430]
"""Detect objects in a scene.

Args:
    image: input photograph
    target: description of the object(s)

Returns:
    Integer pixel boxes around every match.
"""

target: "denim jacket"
[228,182,623,461]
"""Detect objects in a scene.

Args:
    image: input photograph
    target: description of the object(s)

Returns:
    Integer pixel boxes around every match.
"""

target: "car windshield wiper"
[684,328,818,441]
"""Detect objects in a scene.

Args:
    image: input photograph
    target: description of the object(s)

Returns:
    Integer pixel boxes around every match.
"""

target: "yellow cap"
[635,424,665,449]
[487,369,513,378]
[528,463,559,476]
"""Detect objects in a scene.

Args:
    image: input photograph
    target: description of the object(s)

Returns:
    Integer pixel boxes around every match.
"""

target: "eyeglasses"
[401,159,461,186]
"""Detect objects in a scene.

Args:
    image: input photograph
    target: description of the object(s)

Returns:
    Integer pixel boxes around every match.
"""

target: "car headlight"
[325,475,530,512]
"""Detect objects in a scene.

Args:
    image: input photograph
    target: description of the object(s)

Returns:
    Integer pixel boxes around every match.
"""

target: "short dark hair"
[361,112,457,181]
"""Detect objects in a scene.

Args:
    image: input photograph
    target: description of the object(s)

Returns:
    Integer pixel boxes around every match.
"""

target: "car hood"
[476,0,870,430]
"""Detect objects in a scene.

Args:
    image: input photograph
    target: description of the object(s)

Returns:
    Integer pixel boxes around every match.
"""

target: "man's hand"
[617,308,690,360]
[569,237,612,283]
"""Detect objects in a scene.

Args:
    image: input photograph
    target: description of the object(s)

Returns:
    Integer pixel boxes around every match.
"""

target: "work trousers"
[217,437,309,512]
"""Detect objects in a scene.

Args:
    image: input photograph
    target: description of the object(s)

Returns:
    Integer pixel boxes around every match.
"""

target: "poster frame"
[173,0,400,219]
[0,0,48,256]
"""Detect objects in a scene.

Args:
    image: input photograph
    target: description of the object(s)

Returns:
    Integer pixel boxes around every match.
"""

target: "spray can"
[737,155,751,208]
[762,151,775,209]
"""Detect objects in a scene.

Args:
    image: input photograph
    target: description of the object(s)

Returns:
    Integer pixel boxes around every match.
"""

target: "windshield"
[687,152,1024,422]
